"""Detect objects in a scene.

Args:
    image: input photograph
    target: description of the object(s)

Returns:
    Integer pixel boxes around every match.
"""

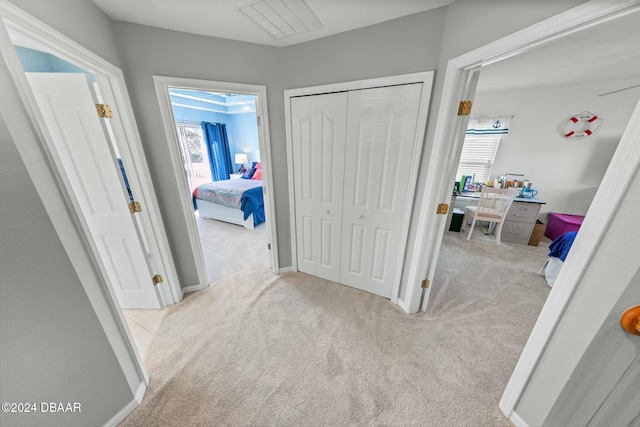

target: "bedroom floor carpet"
[121,219,552,427]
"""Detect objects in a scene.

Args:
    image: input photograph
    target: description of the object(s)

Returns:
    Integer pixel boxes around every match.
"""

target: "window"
[455,135,501,184]
[175,125,212,192]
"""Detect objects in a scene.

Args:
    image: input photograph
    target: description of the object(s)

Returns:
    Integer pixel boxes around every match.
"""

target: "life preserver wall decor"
[564,111,603,140]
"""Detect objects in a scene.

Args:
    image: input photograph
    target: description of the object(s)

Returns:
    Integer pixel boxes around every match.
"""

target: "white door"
[340,84,423,298]
[291,92,347,282]
[27,73,160,309]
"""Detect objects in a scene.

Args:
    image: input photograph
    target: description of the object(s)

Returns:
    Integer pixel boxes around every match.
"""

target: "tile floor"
[123,309,166,360]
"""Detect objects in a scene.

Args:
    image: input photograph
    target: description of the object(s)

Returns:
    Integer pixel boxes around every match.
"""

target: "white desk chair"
[463,187,519,245]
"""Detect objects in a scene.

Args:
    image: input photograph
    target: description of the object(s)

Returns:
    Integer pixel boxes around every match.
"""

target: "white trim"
[93,75,181,306]
[284,72,432,98]
[398,0,640,422]
[500,97,640,423]
[103,381,146,427]
[170,91,256,107]
[153,75,280,288]
[284,71,434,305]
[0,2,180,308]
[0,0,160,404]
[182,284,205,294]
[278,266,293,273]
[506,410,530,427]
[409,0,640,315]
[171,102,256,115]
[396,297,411,314]
[154,77,209,291]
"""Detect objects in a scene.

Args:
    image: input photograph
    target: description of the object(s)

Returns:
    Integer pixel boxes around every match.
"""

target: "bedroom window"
[176,125,212,192]
[455,135,501,184]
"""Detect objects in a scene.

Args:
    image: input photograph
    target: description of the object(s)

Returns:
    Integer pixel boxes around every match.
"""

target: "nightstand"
[229,173,243,180]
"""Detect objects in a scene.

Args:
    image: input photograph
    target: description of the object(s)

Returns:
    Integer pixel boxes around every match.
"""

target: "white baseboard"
[396,297,411,313]
[182,284,205,294]
[104,381,146,427]
[508,410,530,427]
[278,266,292,273]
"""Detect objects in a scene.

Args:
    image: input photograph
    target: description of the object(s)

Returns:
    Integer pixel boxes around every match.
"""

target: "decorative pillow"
[252,161,262,169]
[242,167,256,179]
[251,168,262,180]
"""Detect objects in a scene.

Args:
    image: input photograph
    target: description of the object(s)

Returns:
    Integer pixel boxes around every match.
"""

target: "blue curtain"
[201,122,233,181]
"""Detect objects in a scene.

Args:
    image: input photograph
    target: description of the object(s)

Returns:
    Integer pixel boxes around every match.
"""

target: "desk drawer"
[506,202,540,224]
[502,220,535,244]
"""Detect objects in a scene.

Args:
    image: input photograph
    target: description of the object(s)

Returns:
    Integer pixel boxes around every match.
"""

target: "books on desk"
[458,175,472,192]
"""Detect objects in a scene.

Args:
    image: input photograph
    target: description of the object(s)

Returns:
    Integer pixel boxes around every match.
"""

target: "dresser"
[452,192,545,245]
[501,199,545,244]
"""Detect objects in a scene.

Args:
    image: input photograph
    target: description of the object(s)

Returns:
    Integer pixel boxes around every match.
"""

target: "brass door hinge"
[436,203,449,215]
[267,243,271,250]
[257,116,261,126]
[422,279,430,289]
[96,103,113,118]
[458,100,472,116]
[152,274,163,286]
[128,201,142,213]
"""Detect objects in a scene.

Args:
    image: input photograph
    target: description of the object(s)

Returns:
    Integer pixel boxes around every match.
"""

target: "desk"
[449,191,546,244]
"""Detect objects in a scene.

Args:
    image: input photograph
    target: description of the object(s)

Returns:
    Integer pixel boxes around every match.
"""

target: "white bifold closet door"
[292,83,423,298]
[291,92,348,283]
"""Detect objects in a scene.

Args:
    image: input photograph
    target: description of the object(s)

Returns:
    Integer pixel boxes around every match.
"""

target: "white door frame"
[153,75,279,291]
[399,0,640,423]
[0,0,177,420]
[0,1,181,308]
[406,1,640,313]
[284,71,434,306]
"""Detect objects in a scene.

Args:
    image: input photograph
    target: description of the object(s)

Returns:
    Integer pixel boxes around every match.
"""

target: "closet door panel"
[291,93,347,282]
[341,84,423,298]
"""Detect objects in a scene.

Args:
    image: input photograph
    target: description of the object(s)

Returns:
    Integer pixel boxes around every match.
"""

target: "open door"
[26,72,161,309]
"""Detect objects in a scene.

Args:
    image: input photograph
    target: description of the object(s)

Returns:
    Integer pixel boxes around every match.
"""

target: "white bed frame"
[196,199,254,230]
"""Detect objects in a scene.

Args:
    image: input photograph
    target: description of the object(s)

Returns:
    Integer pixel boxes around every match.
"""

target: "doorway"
[0,7,181,374]
[168,87,270,285]
[154,76,279,292]
[403,1,640,424]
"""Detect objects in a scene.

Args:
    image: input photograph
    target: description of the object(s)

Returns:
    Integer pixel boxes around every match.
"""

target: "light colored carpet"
[121,218,551,426]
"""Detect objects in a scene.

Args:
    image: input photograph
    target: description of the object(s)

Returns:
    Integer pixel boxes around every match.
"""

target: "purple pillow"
[242,167,256,179]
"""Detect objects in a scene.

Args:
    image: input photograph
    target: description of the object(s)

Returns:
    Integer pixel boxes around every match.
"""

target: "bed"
[538,231,577,287]
[192,170,264,230]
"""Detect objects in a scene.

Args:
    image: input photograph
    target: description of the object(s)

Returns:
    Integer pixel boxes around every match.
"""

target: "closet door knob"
[357,214,364,219]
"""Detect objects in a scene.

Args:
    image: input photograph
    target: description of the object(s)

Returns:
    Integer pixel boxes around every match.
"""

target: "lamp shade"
[235,153,248,165]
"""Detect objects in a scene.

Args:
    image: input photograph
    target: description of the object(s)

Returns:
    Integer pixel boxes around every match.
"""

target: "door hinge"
[436,203,449,215]
[457,100,472,116]
[96,103,113,118]
[267,243,271,250]
[128,201,142,213]
[257,116,261,126]
[421,279,430,289]
[152,274,163,286]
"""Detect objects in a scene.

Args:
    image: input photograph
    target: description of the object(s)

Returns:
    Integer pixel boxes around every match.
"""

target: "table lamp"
[235,153,248,173]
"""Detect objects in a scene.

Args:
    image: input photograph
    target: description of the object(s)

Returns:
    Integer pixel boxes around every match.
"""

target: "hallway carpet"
[121,218,551,426]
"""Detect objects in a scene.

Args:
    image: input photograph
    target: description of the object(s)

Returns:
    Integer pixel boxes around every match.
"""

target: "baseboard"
[278,266,292,273]
[104,381,146,427]
[396,297,411,313]
[182,284,205,293]
[508,410,530,427]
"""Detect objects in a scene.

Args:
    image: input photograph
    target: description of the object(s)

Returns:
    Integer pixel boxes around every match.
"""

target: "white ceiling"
[477,9,640,93]
[91,0,453,47]
[89,1,640,92]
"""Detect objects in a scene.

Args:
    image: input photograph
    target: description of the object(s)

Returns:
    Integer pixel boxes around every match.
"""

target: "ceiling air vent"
[237,0,322,39]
